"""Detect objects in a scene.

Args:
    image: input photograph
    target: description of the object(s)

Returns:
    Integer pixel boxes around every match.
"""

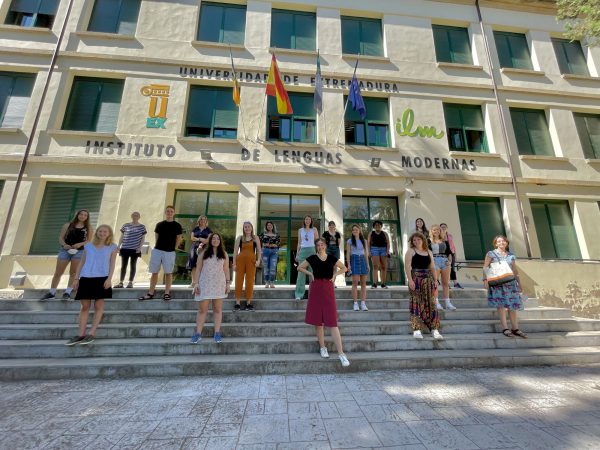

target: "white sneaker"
[339,354,350,367]
[353,302,359,311]
[445,299,457,311]
[432,329,444,340]
[435,299,444,310]
[320,347,329,358]
[413,330,423,340]
[360,301,369,311]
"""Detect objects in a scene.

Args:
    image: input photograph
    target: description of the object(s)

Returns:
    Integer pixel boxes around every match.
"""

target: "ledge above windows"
[500,67,545,76]
[47,129,117,139]
[437,62,484,71]
[342,53,390,63]
[75,31,136,41]
[192,40,245,51]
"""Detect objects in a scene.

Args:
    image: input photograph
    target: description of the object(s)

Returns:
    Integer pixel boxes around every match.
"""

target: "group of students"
[39,206,528,364]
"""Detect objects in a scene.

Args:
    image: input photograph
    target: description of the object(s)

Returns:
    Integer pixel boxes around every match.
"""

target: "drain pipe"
[475,0,532,258]
[0,0,76,255]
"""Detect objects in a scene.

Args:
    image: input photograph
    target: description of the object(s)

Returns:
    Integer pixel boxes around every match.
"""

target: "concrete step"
[2,346,600,381]
[2,331,599,359]
[15,287,489,300]
[0,318,597,340]
[0,307,572,324]
[0,297,497,311]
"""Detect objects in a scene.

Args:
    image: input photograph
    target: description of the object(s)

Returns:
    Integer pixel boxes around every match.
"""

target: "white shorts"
[148,248,176,274]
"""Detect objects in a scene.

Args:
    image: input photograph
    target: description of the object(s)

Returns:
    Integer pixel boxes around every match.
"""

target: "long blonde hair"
[92,224,114,246]
[429,224,445,243]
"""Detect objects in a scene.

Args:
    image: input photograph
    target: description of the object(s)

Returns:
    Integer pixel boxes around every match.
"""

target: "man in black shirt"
[139,206,182,302]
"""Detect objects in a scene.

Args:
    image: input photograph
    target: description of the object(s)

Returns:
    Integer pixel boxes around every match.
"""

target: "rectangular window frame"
[509,108,554,156]
[341,16,384,57]
[344,96,390,148]
[197,2,246,45]
[87,0,142,35]
[432,24,473,65]
[493,31,533,70]
[267,93,316,143]
[0,71,35,129]
[61,76,124,133]
[270,9,316,51]
[457,196,506,261]
[444,104,488,153]
[530,199,582,260]
[185,85,238,139]
[5,0,58,28]
[574,113,600,160]
[552,38,590,76]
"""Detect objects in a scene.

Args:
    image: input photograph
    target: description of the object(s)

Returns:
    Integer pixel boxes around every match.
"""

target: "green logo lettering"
[396,108,444,140]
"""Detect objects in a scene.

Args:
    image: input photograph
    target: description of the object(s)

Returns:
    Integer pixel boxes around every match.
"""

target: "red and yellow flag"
[229,47,241,106]
[266,54,293,114]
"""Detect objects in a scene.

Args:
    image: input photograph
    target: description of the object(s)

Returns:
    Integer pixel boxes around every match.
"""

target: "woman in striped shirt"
[115,212,147,288]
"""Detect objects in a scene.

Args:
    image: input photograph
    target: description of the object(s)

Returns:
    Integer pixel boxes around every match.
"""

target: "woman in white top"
[295,215,319,301]
[65,225,118,347]
[346,224,370,311]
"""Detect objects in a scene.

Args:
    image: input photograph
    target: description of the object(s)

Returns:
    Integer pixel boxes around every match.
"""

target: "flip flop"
[138,293,155,301]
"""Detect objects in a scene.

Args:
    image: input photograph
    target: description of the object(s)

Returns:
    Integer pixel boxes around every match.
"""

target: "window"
[0,72,35,128]
[444,104,487,152]
[173,190,238,284]
[268,93,315,143]
[185,86,238,139]
[270,10,315,51]
[574,113,600,159]
[509,108,554,156]
[341,17,383,57]
[493,31,532,70]
[87,0,141,35]
[5,0,58,28]
[30,183,104,254]
[552,39,589,76]
[344,97,389,147]
[530,200,581,259]
[0,180,4,198]
[62,77,124,133]
[432,25,472,64]
[197,2,246,45]
[457,196,506,260]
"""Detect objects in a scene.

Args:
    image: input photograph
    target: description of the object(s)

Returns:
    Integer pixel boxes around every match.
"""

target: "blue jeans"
[262,247,278,283]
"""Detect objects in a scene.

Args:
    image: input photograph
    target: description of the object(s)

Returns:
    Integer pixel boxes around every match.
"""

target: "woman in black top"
[259,221,281,288]
[187,215,212,287]
[322,221,341,259]
[404,232,443,340]
[298,238,350,367]
[368,220,390,288]
[40,209,92,301]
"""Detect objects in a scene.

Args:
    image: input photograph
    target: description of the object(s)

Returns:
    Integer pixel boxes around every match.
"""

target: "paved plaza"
[1,365,599,450]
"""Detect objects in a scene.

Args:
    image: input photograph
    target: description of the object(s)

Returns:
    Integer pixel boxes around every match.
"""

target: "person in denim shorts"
[368,220,390,289]
[40,209,92,301]
[428,224,456,311]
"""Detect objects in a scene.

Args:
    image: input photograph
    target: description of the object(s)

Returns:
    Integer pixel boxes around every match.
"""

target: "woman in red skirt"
[298,238,350,367]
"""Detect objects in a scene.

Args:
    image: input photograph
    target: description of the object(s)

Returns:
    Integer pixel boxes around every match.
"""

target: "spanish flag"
[229,47,241,106]
[266,54,293,115]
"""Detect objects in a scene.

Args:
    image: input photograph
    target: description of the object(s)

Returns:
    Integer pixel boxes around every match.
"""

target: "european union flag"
[349,74,366,120]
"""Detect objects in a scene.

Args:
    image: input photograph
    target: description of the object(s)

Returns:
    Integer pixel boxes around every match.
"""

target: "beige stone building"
[0,0,599,294]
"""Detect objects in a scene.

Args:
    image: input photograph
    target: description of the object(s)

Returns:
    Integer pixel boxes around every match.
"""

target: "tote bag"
[485,259,515,286]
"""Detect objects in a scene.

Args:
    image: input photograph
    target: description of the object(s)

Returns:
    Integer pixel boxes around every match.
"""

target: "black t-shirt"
[154,220,183,252]
[306,254,338,279]
[370,230,387,247]
[412,252,431,269]
[65,226,87,246]
[323,231,341,248]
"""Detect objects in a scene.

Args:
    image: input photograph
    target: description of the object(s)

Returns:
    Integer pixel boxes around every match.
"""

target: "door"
[259,193,322,284]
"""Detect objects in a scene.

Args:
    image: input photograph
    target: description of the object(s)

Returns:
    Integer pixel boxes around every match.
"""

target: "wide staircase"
[1,287,600,380]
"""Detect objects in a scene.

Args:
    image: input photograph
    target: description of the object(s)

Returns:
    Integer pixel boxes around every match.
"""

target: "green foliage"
[556,0,600,45]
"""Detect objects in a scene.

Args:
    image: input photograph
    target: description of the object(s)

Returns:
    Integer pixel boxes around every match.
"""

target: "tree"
[556,0,600,45]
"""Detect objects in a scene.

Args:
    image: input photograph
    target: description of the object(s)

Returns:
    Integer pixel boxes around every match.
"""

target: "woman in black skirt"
[65,225,118,346]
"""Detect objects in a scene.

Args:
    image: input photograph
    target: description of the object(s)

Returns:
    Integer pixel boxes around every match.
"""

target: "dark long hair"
[303,215,313,229]
[415,217,428,235]
[67,209,92,237]
[350,224,366,248]
[203,233,227,260]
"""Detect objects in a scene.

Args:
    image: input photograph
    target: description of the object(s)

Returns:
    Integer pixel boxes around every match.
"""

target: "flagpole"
[255,93,267,142]
[316,49,328,145]
[229,45,248,141]
[335,55,360,146]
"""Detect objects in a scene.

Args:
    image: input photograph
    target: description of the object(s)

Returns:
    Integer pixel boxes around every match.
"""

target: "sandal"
[502,328,514,338]
[512,329,528,339]
[163,293,172,302]
[138,292,155,301]
[114,282,124,289]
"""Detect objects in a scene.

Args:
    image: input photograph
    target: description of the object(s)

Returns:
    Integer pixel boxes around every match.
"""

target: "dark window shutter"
[88,0,120,33]
[62,79,101,131]
[432,26,452,63]
[271,10,293,48]
[341,17,360,55]
[510,109,533,155]
[448,27,472,64]
[458,197,505,260]
[117,0,141,35]
[213,89,239,130]
[531,200,581,259]
[0,72,35,128]
[198,4,223,42]
[360,19,383,57]
[294,13,315,51]
[222,5,245,45]
[524,110,553,156]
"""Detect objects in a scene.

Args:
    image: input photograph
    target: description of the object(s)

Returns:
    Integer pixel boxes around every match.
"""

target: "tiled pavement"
[1,365,600,450]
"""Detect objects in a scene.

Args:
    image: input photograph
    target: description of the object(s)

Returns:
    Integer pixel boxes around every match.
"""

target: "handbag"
[484,258,515,286]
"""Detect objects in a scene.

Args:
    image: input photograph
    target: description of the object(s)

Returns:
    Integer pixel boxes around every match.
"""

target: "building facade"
[1,0,599,288]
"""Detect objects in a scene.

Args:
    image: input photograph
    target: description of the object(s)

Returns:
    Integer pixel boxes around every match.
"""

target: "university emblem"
[141,84,170,128]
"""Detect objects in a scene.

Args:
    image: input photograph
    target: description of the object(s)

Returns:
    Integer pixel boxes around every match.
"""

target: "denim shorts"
[370,246,387,257]
[57,248,83,261]
[149,248,176,274]
[434,255,449,270]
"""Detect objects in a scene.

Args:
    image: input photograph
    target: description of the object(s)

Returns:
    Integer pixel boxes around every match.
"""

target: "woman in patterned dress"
[483,235,527,338]
[404,232,443,340]
[191,232,230,344]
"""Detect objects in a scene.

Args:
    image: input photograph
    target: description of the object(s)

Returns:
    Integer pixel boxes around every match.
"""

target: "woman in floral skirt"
[483,235,527,338]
